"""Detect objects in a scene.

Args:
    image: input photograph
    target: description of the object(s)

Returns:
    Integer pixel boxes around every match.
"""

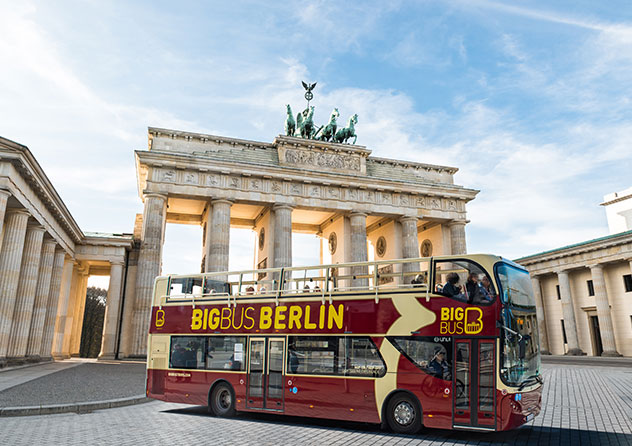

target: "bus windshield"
[495,262,541,388]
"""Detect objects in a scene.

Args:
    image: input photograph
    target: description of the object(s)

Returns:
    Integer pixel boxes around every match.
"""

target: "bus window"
[388,337,452,380]
[203,279,230,295]
[206,336,246,371]
[170,336,206,369]
[433,260,496,305]
[287,336,385,377]
[169,277,203,298]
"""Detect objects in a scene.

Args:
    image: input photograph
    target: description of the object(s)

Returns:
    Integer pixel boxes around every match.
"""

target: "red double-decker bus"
[146,254,542,433]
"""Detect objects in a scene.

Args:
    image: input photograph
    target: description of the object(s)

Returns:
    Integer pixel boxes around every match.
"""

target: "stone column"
[400,216,420,284]
[206,199,232,273]
[25,239,57,359]
[131,193,167,357]
[51,258,75,359]
[69,271,89,356]
[349,212,368,288]
[531,276,550,355]
[99,261,125,360]
[0,209,30,364]
[39,249,67,359]
[448,220,467,255]
[589,264,621,356]
[0,189,11,251]
[273,204,293,268]
[7,225,46,359]
[557,270,583,355]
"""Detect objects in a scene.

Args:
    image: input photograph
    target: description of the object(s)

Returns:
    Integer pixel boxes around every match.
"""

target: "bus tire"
[386,392,422,434]
[209,382,236,417]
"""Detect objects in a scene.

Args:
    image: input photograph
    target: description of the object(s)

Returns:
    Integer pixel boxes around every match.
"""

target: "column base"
[601,350,623,357]
[52,353,71,360]
[540,350,551,355]
[0,357,7,369]
[98,353,116,361]
[565,348,585,356]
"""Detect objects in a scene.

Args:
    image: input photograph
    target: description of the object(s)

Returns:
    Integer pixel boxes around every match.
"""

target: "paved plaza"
[0,362,630,445]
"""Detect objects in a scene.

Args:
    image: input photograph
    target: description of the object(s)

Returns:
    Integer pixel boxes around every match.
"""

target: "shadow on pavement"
[161,405,632,445]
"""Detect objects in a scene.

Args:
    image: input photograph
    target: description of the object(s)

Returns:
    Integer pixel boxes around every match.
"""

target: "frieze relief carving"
[326,187,339,198]
[249,179,262,191]
[281,147,362,173]
[380,192,392,204]
[430,198,441,209]
[184,172,199,184]
[448,199,457,211]
[162,169,176,182]
[309,185,321,197]
[271,181,282,192]
[206,174,220,186]
[228,176,241,188]
[289,183,302,195]
[347,188,358,201]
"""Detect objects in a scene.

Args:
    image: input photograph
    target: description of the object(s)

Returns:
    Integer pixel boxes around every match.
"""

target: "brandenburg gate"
[0,89,478,363]
[128,128,478,356]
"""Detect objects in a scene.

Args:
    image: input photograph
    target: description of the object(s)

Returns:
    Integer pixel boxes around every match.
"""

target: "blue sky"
[1,1,631,285]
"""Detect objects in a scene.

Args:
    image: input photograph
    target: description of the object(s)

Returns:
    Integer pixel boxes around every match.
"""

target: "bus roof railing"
[158,255,500,306]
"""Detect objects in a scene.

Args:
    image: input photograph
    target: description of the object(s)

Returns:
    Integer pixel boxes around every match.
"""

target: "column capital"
[211,199,233,206]
[42,238,57,247]
[349,211,368,218]
[5,208,30,217]
[0,188,11,198]
[26,224,46,234]
[398,215,418,223]
[447,219,467,227]
[588,263,604,271]
[273,204,294,212]
[142,192,168,201]
[554,268,570,276]
[109,260,125,267]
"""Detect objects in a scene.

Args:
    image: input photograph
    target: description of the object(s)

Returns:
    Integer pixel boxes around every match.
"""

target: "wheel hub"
[394,401,414,426]
[217,389,231,410]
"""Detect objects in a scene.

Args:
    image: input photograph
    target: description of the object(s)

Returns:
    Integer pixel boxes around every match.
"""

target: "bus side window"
[169,277,203,298]
[433,260,496,305]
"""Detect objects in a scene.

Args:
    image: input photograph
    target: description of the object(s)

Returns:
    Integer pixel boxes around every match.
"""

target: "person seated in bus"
[303,284,311,292]
[473,276,494,303]
[245,286,255,295]
[314,285,321,293]
[411,272,427,287]
[258,285,266,294]
[427,348,450,380]
[465,272,479,302]
[171,344,186,368]
[288,349,299,373]
[440,273,467,302]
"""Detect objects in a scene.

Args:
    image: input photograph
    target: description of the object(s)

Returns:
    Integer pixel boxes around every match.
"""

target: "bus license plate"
[525,414,534,422]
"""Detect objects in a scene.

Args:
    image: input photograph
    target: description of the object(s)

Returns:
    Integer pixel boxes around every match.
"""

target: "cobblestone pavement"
[0,364,630,446]
[0,361,146,407]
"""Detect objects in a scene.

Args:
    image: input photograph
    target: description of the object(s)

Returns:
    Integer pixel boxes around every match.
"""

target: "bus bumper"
[498,386,542,431]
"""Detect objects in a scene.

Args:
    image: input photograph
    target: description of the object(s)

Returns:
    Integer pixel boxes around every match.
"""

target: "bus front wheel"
[386,393,422,434]
[209,382,236,417]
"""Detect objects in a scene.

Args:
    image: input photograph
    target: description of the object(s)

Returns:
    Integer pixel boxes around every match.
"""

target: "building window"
[587,280,595,296]
[624,274,632,293]
[561,320,567,344]
[556,285,561,300]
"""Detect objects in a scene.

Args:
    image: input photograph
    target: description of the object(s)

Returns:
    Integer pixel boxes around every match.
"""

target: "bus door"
[247,337,285,411]
[453,338,496,430]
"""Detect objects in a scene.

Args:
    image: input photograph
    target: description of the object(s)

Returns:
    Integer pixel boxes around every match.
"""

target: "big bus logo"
[155,309,165,328]
[439,307,483,335]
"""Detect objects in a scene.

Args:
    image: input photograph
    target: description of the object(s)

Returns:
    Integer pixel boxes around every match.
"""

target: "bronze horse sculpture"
[316,108,340,142]
[285,104,296,137]
[297,106,316,139]
[334,114,358,144]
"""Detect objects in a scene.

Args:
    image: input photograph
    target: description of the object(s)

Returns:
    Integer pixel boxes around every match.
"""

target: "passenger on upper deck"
[441,273,467,302]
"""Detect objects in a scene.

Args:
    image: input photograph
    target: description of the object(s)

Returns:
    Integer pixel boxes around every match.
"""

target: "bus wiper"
[518,374,542,390]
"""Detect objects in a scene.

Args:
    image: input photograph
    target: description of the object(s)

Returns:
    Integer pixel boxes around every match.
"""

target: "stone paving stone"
[0,364,631,445]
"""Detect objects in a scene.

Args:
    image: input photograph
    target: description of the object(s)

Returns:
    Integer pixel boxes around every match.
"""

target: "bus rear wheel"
[386,393,422,434]
[210,382,236,417]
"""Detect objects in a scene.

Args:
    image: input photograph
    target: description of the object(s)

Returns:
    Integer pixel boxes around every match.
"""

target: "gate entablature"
[137,127,478,220]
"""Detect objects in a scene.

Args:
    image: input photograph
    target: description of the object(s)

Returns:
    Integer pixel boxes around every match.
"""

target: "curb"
[0,395,151,417]
[541,355,632,368]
